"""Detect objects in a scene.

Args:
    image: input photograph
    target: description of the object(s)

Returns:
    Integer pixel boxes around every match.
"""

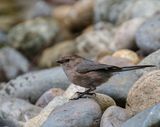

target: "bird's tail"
[112,65,155,72]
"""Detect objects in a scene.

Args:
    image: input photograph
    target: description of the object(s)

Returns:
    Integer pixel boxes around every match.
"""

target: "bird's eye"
[64,59,70,62]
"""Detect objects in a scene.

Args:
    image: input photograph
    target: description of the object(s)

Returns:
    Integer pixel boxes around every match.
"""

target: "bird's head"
[56,55,82,65]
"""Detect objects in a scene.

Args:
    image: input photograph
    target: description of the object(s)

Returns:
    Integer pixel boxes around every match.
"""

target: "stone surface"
[39,40,76,67]
[0,67,69,103]
[36,88,64,108]
[136,15,160,54]
[76,24,115,59]
[112,49,140,64]
[0,47,30,81]
[100,106,131,127]
[99,55,134,67]
[112,18,145,51]
[126,70,160,115]
[0,95,41,121]
[122,103,160,127]
[8,18,59,56]
[42,99,102,127]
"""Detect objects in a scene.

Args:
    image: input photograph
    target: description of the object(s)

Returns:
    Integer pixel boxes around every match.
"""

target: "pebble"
[100,106,131,127]
[42,99,102,127]
[136,15,160,54]
[126,70,160,115]
[0,47,30,82]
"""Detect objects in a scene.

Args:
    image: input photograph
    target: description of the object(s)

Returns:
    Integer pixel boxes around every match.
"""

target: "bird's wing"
[76,60,120,73]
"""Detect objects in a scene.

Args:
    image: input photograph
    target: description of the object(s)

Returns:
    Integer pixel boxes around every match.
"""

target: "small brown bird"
[57,55,155,99]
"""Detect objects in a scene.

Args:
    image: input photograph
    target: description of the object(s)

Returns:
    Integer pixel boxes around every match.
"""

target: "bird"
[57,55,155,99]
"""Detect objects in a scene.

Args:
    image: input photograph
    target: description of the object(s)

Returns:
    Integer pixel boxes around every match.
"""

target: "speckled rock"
[0,47,30,81]
[0,95,41,121]
[0,67,69,103]
[117,0,160,24]
[53,0,94,31]
[94,0,132,23]
[36,88,64,108]
[93,93,116,112]
[76,23,115,59]
[99,55,134,67]
[39,40,76,67]
[122,103,160,127]
[8,18,59,56]
[112,18,145,50]
[126,70,160,115]
[136,15,160,54]
[100,106,131,127]
[42,99,102,127]
[112,49,140,64]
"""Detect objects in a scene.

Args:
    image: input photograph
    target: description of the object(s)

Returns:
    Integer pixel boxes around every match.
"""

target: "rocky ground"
[0,0,160,127]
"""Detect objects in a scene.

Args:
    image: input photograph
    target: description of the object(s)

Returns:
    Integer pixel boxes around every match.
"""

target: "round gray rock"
[136,15,160,54]
[42,99,102,127]
[100,106,131,127]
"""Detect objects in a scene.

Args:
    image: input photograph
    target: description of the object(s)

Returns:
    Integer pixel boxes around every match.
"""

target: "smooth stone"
[8,17,59,56]
[122,103,160,127]
[36,88,64,108]
[99,55,134,67]
[39,40,76,67]
[100,106,131,127]
[42,99,102,127]
[126,70,160,115]
[0,47,30,81]
[136,15,160,54]
[112,49,140,64]
[76,23,115,59]
[0,95,41,121]
[112,18,145,51]
[0,67,69,103]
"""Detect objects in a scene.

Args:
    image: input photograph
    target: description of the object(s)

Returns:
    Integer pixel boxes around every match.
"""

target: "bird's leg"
[74,87,96,99]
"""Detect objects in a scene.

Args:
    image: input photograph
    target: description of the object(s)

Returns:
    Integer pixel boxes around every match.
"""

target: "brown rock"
[112,49,140,64]
[126,70,160,115]
[39,40,76,67]
[99,55,134,67]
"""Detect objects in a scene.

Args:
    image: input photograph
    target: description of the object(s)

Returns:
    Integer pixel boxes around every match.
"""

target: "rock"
[0,67,69,103]
[93,93,116,112]
[8,18,59,56]
[76,23,115,59]
[45,0,77,5]
[117,0,160,24]
[112,18,145,50]
[122,103,160,127]
[39,40,76,67]
[0,95,41,121]
[100,106,131,127]
[36,88,64,108]
[0,47,30,82]
[136,15,160,54]
[0,31,8,47]
[126,70,160,115]
[99,55,134,67]
[112,49,140,64]
[96,49,160,107]
[53,0,94,31]
[94,0,132,23]
[42,99,102,127]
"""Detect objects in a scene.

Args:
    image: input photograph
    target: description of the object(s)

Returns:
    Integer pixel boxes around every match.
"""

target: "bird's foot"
[70,91,96,100]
